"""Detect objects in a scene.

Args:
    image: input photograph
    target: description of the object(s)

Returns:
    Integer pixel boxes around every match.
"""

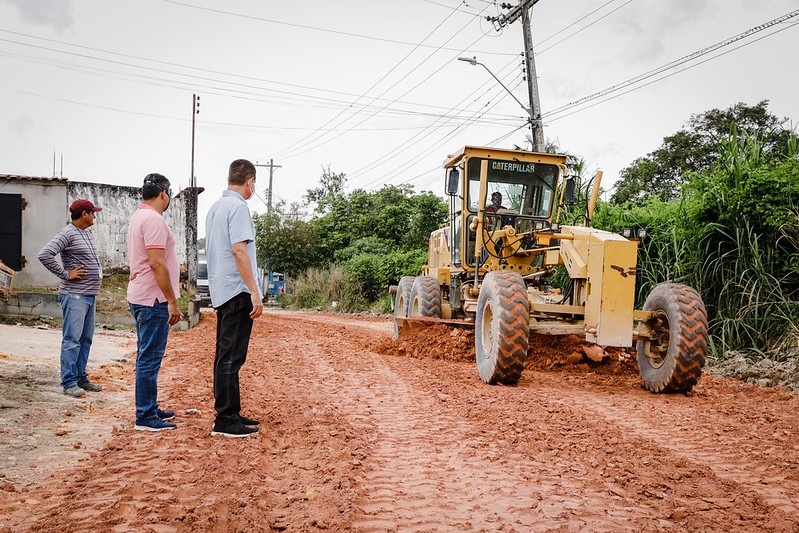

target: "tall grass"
[597,128,799,359]
[692,220,799,357]
[684,129,799,358]
[288,267,367,312]
[593,198,693,306]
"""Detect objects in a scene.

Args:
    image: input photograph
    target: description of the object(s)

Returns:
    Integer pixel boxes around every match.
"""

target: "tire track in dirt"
[1,313,366,532]
[533,372,799,514]
[4,311,799,532]
[356,312,799,531]
[281,317,656,531]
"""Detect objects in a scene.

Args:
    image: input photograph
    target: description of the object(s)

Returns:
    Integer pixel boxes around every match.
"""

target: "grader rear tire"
[475,270,530,385]
[637,283,708,393]
[409,276,442,318]
[393,276,416,339]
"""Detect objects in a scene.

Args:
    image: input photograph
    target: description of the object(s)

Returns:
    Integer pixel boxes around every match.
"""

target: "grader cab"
[391,145,708,393]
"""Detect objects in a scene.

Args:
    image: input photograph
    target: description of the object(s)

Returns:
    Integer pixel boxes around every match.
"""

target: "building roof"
[0,174,68,182]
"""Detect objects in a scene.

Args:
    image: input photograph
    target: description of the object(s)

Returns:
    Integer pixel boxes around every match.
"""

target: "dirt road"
[1,311,799,532]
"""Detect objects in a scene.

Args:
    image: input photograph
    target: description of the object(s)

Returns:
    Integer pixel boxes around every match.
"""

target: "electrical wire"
[264,3,471,160]
[370,76,529,190]
[535,0,622,47]
[162,0,518,57]
[536,0,636,55]
[270,3,496,161]
[0,32,519,125]
[543,10,799,121]
[346,54,523,182]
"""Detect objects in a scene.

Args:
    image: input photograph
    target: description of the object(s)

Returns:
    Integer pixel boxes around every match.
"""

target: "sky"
[2,0,798,237]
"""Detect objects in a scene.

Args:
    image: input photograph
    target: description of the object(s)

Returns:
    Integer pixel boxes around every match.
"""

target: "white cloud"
[0,0,74,33]
[9,114,34,145]
[611,0,711,63]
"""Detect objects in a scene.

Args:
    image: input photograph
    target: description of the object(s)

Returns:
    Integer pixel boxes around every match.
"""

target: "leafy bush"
[334,236,395,263]
[342,249,428,304]
[287,267,366,312]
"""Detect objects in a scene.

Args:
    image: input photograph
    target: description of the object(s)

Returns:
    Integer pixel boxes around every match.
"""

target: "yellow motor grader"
[391,145,708,393]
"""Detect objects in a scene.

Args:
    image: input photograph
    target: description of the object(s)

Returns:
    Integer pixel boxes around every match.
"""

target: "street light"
[457,56,533,127]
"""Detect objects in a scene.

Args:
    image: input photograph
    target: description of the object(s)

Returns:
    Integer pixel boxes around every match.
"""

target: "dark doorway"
[0,194,23,270]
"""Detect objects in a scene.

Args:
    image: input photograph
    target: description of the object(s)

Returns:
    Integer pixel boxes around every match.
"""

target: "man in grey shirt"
[205,159,263,438]
[38,199,104,398]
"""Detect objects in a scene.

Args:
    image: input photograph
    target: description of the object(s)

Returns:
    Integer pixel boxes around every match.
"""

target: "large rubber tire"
[637,283,708,393]
[393,276,416,339]
[475,270,530,385]
[409,276,442,318]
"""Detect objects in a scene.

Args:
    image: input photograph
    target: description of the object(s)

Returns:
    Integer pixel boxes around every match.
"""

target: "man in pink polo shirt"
[127,173,181,432]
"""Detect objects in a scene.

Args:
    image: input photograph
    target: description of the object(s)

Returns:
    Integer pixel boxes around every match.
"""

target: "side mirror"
[565,177,576,205]
[446,168,459,196]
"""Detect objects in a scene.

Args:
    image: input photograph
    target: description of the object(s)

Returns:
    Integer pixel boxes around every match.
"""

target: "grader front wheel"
[409,276,442,318]
[637,283,708,393]
[475,271,530,385]
[393,276,416,339]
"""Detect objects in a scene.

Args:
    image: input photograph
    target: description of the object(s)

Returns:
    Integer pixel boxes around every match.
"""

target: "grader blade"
[394,316,474,340]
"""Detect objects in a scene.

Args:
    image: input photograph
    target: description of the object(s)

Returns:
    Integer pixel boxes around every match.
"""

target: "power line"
[0,31,517,124]
[536,0,634,55]
[368,78,528,191]
[535,0,621,47]
[270,3,496,161]
[547,19,799,123]
[161,0,518,57]
[348,55,522,184]
[265,4,468,160]
[422,0,483,17]
[404,12,799,191]
[0,44,523,131]
[543,9,799,120]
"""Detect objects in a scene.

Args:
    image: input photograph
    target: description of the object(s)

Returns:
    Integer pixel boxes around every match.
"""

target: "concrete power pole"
[186,94,203,292]
[254,159,282,216]
[488,0,545,152]
[190,94,200,187]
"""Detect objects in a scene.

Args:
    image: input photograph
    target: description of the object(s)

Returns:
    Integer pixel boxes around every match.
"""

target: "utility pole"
[488,0,545,152]
[190,94,200,187]
[254,159,282,297]
[254,159,282,216]
[187,93,202,293]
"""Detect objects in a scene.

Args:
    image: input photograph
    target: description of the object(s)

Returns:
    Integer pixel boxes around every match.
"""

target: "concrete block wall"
[68,182,189,271]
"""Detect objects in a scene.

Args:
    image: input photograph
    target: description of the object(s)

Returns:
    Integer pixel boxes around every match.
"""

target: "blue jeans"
[129,302,170,423]
[59,294,96,389]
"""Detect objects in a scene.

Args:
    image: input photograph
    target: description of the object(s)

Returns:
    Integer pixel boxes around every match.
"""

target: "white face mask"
[246,178,255,200]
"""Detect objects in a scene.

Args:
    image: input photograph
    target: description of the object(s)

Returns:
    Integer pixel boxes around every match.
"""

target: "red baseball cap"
[69,199,103,214]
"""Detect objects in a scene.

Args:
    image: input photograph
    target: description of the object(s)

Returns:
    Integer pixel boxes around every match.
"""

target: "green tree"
[611,101,796,204]
[304,165,347,214]
[253,201,321,277]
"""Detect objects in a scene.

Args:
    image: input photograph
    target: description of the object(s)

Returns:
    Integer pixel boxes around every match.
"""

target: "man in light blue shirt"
[205,159,263,438]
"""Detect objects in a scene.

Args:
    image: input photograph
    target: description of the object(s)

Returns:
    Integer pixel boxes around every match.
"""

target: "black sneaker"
[211,422,259,438]
[157,408,175,421]
[238,415,260,426]
[134,418,177,432]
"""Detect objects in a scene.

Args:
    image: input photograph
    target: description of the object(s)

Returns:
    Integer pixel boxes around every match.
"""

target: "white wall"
[0,177,193,290]
[0,178,68,288]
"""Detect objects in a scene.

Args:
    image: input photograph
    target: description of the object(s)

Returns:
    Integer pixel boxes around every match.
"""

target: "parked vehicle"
[264,271,285,300]
[197,258,210,306]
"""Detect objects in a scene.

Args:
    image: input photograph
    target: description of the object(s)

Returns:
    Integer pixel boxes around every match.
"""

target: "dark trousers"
[214,292,254,424]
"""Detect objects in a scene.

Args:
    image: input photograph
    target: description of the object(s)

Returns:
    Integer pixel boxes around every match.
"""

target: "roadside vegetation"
[255,101,799,362]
